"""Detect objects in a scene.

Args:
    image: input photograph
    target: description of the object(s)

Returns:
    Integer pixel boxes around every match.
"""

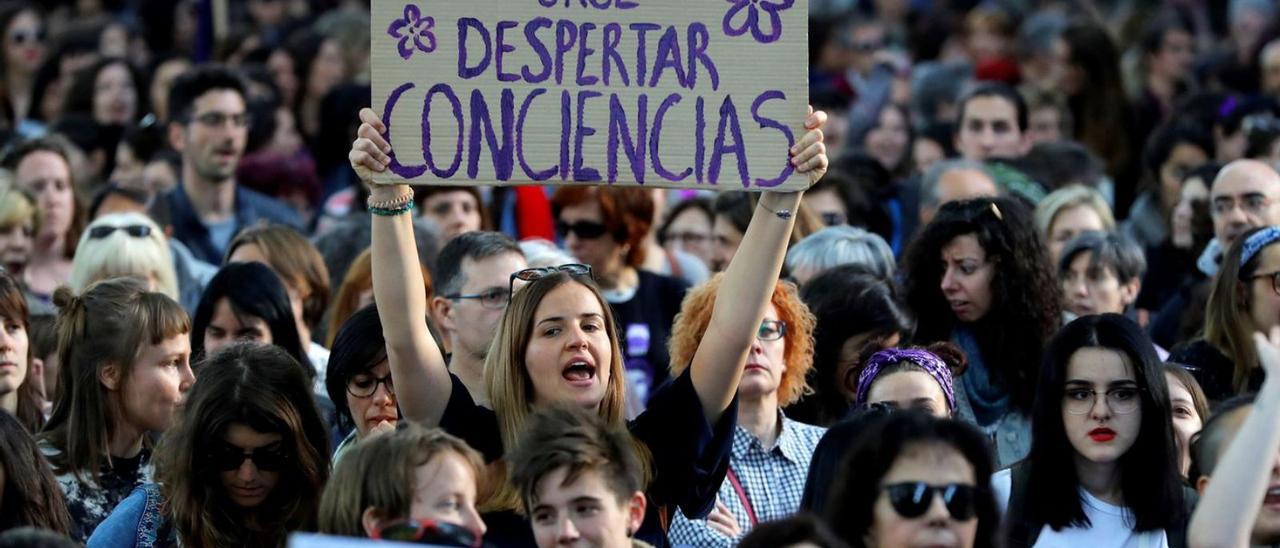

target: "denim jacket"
[87,484,175,548]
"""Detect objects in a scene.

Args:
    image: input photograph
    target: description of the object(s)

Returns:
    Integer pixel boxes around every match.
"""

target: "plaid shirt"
[666,413,825,547]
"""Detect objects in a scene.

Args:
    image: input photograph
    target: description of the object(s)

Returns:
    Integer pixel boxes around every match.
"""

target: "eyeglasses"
[347,372,395,398]
[445,287,511,310]
[8,28,45,45]
[1251,271,1280,296]
[88,224,152,239]
[1062,386,1142,415]
[882,482,978,520]
[1211,192,1272,217]
[757,319,786,341]
[555,220,609,239]
[190,111,250,128]
[820,212,847,226]
[509,263,593,297]
[372,519,480,547]
[207,442,289,472]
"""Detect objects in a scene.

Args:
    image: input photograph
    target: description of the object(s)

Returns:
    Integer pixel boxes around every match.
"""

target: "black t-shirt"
[606,270,688,403]
[438,368,737,547]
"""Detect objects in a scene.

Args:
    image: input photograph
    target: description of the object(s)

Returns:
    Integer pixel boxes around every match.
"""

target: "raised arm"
[689,108,828,424]
[1187,326,1280,548]
[349,107,453,425]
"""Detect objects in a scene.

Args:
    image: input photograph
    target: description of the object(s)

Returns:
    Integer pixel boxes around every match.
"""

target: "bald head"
[919,161,1001,226]
[1210,159,1280,245]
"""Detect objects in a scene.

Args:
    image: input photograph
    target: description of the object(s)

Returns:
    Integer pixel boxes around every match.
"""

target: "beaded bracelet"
[368,188,415,210]
[369,200,415,216]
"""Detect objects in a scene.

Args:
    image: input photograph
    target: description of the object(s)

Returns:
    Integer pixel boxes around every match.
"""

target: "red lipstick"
[1088,427,1116,442]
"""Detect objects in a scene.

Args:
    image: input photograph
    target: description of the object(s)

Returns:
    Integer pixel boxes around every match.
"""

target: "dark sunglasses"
[88,224,152,239]
[555,220,609,239]
[883,482,977,520]
[509,263,593,297]
[208,442,290,472]
[372,519,480,547]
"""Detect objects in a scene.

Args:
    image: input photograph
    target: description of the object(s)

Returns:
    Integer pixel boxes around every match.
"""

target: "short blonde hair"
[1033,184,1115,239]
[668,274,817,406]
[69,213,177,300]
[0,172,40,233]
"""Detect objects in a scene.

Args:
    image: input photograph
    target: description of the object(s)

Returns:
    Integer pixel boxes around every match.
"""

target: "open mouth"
[1265,486,1280,507]
[562,359,597,385]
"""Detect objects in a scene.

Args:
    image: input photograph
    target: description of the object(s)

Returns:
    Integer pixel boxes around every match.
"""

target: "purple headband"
[854,348,956,411]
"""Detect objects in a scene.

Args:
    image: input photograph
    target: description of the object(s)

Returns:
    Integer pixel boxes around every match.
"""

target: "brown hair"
[482,273,632,511]
[413,185,493,230]
[38,277,191,482]
[3,136,86,260]
[668,274,816,406]
[0,269,41,431]
[551,187,652,267]
[226,225,331,330]
[325,248,433,348]
[1205,227,1273,394]
[0,411,72,535]
[318,424,485,537]
[1164,363,1209,424]
[509,406,644,513]
[156,343,330,548]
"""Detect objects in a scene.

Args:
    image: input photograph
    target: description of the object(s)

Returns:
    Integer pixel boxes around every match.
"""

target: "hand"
[349,108,393,184]
[369,420,396,438]
[705,498,742,539]
[1254,326,1280,379]
[790,106,828,184]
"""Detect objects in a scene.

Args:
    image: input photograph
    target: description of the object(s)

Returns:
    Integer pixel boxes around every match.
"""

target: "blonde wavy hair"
[668,274,816,406]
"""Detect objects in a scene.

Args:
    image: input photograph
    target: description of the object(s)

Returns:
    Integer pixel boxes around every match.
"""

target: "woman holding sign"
[349,105,828,546]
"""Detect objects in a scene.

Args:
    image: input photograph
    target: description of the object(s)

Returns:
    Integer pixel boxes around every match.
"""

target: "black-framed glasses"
[882,482,978,520]
[372,519,480,547]
[8,28,45,45]
[207,441,290,472]
[1251,271,1280,296]
[555,220,609,239]
[509,263,593,297]
[88,224,152,239]
[757,319,786,341]
[1211,192,1272,217]
[190,111,250,128]
[445,287,511,310]
[347,372,395,399]
[1062,386,1142,415]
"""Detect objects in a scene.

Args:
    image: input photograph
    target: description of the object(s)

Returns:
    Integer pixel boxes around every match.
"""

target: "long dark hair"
[0,411,71,535]
[825,411,999,548]
[1063,20,1132,180]
[791,266,914,426]
[0,269,41,431]
[1024,314,1184,532]
[191,262,308,377]
[903,197,1060,413]
[325,304,389,431]
[156,342,329,548]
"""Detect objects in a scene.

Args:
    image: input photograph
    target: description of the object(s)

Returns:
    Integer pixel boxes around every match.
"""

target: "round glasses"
[1062,387,1141,415]
[757,319,786,341]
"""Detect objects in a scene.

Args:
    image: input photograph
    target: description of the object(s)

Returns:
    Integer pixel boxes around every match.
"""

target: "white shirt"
[991,468,1169,548]
[309,341,330,396]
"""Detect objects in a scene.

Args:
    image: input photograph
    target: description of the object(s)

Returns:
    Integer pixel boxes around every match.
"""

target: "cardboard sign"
[370,0,809,190]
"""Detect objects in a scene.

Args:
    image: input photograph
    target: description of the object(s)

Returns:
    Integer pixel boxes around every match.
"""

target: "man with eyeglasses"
[429,231,527,407]
[1156,159,1280,348]
[160,65,302,264]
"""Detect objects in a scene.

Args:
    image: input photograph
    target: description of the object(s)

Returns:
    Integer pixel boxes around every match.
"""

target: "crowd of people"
[5,0,1280,547]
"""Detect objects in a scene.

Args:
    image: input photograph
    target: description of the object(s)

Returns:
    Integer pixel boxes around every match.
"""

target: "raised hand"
[1253,325,1280,379]
[789,106,828,185]
[348,108,393,183]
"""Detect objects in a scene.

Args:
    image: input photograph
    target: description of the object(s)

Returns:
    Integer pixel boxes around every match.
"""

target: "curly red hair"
[668,274,816,406]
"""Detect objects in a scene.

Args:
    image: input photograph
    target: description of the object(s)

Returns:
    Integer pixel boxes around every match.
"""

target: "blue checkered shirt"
[666,412,826,547]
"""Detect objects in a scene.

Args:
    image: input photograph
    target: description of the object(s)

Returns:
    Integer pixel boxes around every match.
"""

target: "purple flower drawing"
[388,4,436,59]
[723,0,795,44]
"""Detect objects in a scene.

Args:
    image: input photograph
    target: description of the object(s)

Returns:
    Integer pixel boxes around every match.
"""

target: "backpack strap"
[1004,462,1043,548]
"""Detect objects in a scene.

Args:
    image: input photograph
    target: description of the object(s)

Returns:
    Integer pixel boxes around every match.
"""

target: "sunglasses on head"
[555,220,609,239]
[508,263,593,297]
[207,441,290,472]
[882,482,978,520]
[88,224,152,239]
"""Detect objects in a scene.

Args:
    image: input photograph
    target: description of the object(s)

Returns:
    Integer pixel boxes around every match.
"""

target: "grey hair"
[919,159,996,209]
[519,239,579,269]
[1058,231,1147,283]
[786,225,896,280]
